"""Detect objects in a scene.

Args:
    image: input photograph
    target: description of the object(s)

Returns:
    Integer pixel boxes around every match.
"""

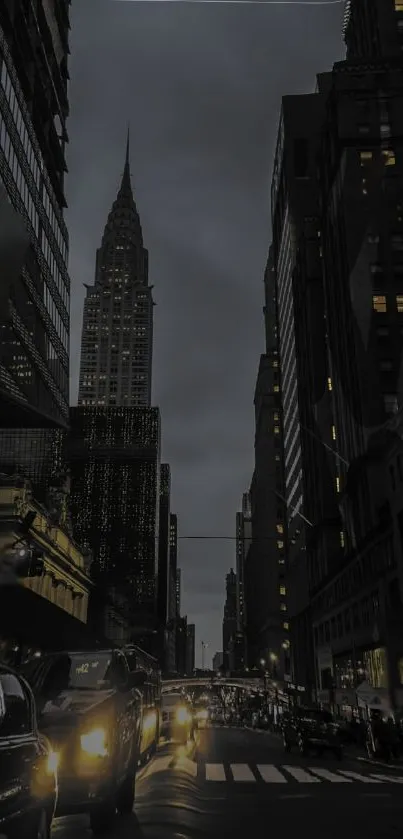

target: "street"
[53,724,403,839]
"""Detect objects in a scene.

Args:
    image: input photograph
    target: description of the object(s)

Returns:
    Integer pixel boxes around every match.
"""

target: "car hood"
[39,689,115,728]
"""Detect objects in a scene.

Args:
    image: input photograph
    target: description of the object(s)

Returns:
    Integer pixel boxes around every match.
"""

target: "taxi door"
[113,653,140,782]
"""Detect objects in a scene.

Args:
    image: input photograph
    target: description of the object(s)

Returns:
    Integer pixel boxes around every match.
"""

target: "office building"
[157,463,171,665]
[222,569,237,671]
[68,405,161,646]
[0,1,70,428]
[268,0,403,702]
[244,249,289,676]
[212,651,223,672]
[186,623,195,675]
[235,492,251,633]
[78,132,153,409]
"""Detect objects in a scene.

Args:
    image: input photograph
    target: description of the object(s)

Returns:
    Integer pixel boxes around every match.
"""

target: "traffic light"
[29,548,44,577]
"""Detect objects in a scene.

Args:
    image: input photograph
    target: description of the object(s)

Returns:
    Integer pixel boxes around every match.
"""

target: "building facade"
[67,406,161,647]
[0,1,70,428]
[186,623,195,675]
[78,133,153,409]
[235,491,251,634]
[222,569,237,671]
[244,249,289,677]
[157,463,171,667]
[0,473,93,664]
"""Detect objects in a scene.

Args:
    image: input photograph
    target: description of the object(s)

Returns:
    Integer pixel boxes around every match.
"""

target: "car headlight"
[80,728,108,757]
[176,706,190,724]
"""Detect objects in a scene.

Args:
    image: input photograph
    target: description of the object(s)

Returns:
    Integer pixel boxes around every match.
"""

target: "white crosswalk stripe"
[257,765,288,783]
[206,763,226,781]
[141,759,402,786]
[282,766,321,783]
[308,768,352,783]
[338,771,382,783]
[231,764,255,782]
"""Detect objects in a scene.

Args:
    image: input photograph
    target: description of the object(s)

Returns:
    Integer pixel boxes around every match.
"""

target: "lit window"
[381,124,391,138]
[368,233,380,244]
[397,295,403,312]
[277,540,284,550]
[340,531,345,548]
[272,360,279,368]
[373,295,387,312]
[280,603,287,612]
[360,151,372,164]
[276,523,284,534]
[274,385,280,393]
[327,377,332,391]
[370,263,383,274]
[395,1,403,11]
[392,234,403,250]
[283,622,289,630]
[382,150,396,167]
[331,425,336,441]
[274,426,280,435]
[275,454,280,461]
[280,586,286,596]
[336,477,340,493]
[358,125,370,135]
[273,412,279,421]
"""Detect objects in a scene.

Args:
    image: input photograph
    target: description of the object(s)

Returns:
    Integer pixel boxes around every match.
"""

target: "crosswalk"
[140,756,403,786]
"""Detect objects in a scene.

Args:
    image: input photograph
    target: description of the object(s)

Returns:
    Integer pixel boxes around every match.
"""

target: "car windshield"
[23,653,114,695]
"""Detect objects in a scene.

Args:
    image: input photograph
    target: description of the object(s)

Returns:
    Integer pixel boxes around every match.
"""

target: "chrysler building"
[78,131,154,407]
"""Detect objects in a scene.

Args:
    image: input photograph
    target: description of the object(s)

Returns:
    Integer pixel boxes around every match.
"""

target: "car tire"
[116,768,136,816]
[89,796,117,836]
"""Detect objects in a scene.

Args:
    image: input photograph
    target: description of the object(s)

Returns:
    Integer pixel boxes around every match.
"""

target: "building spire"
[125,122,130,169]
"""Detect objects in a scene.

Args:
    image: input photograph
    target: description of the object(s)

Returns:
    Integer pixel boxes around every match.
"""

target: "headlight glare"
[176,706,190,724]
[80,727,108,757]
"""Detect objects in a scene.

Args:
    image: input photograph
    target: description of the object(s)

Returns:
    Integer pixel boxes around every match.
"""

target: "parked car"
[20,649,146,836]
[282,706,343,759]
[0,662,57,839]
[160,693,195,743]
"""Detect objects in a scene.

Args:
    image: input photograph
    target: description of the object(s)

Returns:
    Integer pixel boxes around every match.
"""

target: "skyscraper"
[78,131,153,408]
[68,134,161,647]
[222,569,237,671]
[0,2,70,428]
[235,493,251,634]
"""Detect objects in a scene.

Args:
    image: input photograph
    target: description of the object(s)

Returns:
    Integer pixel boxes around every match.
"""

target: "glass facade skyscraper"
[0,2,70,428]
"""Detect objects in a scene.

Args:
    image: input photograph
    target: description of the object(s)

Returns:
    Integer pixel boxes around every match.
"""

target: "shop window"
[397,295,403,312]
[360,150,372,165]
[331,425,336,440]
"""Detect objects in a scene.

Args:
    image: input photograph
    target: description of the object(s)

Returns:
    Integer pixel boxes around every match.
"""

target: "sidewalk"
[246,725,403,766]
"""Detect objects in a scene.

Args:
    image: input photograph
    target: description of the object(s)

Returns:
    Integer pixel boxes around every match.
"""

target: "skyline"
[66,0,345,663]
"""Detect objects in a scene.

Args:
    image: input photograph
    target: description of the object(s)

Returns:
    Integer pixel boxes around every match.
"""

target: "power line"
[115,0,344,5]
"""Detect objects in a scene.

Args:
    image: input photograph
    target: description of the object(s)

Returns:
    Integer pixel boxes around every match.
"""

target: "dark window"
[0,673,32,737]
[294,139,309,178]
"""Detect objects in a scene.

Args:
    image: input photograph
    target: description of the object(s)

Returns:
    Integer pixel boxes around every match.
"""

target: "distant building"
[176,615,187,676]
[176,568,181,617]
[222,569,237,671]
[235,492,251,633]
[157,464,171,666]
[165,513,178,672]
[0,1,70,428]
[186,623,195,675]
[212,651,223,672]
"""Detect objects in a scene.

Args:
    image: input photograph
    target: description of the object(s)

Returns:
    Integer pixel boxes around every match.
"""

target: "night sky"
[66,0,344,666]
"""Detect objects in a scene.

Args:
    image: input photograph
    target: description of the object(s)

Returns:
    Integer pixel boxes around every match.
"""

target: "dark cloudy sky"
[67,0,344,666]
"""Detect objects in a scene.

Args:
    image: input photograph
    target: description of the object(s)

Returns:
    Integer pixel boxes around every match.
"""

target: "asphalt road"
[53,724,403,839]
